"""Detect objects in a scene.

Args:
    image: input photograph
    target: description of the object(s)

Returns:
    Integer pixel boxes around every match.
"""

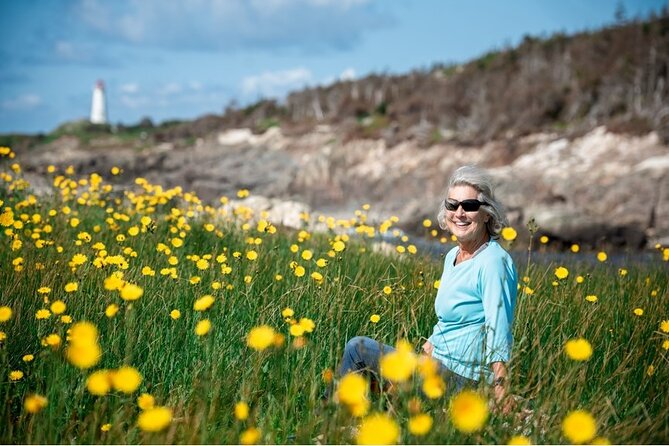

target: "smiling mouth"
[454,221,471,227]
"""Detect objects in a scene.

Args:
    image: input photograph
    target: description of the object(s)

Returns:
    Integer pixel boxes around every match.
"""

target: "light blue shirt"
[428,239,517,383]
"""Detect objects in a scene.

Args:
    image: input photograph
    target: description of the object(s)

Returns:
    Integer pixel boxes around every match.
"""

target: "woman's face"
[445,185,490,244]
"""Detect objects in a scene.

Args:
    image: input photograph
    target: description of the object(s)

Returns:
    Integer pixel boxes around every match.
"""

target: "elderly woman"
[338,165,518,410]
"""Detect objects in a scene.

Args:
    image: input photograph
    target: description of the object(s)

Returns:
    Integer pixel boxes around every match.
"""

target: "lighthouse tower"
[90,80,108,124]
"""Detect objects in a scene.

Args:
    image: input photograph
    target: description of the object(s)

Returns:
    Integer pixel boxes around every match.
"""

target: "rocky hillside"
[5,13,669,250]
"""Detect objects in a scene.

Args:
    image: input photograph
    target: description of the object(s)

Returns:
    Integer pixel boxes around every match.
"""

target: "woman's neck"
[457,233,491,260]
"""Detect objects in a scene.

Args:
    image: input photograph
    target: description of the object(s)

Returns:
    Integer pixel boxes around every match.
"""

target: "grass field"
[0,147,668,444]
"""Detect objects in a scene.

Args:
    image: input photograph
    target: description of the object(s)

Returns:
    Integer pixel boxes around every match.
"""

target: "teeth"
[455,222,470,226]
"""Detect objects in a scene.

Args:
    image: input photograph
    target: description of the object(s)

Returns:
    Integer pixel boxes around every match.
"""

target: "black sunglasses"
[444,198,487,212]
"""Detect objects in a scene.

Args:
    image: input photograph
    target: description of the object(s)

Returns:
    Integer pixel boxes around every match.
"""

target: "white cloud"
[120,83,140,94]
[1,94,42,111]
[158,82,183,96]
[120,94,151,109]
[340,68,356,81]
[242,67,313,98]
[75,0,392,52]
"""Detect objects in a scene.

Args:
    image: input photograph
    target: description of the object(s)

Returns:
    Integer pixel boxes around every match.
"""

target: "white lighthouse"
[90,80,108,124]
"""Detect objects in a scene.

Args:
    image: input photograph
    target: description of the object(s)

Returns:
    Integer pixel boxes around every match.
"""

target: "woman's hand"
[493,383,515,415]
[491,361,515,415]
[422,340,434,356]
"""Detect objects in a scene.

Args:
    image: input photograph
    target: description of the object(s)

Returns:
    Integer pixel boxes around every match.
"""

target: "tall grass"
[0,160,667,444]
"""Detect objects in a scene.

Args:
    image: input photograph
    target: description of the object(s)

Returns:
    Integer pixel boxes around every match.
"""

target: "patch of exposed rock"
[17,125,669,249]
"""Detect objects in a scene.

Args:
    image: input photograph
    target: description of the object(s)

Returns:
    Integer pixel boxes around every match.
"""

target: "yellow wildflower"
[449,390,488,433]
[562,410,597,444]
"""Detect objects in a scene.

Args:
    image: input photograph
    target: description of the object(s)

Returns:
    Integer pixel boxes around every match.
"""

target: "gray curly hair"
[437,165,508,239]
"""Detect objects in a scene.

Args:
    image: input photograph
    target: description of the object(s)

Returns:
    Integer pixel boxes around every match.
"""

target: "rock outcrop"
[17,125,669,249]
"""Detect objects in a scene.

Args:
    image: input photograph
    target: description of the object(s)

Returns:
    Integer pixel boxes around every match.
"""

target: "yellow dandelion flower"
[501,227,517,241]
[245,250,258,261]
[240,427,261,445]
[618,268,628,276]
[101,423,112,432]
[585,295,598,303]
[193,295,215,311]
[647,364,655,376]
[67,336,102,370]
[171,237,183,248]
[633,308,643,316]
[35,309,51,320]
[86,370,111,396]
[0,306,12,322]
[24,394,48,414]
[37,287,51,294]
[554,266,569,280]
[281,308,294,318]
[22,354,34,362]
[508,435,532,445]
[44,333,61,348]
[235,401,250,420]
[332,240,346,252]
[111,366,142,394]
[383,286,392,295]
[422,374,445,399]
[337,372,368,408]
[290,324,305,337]
[294,266,305,277]
[564,338,593,361]
[137,406,172,432]
[141,266,155,276]
[370,314,380,323]
[661,339,669,350]
[64,282,79,293]
[60,315,72,324]
[195,319,212,336]
[170,309,181,320]
[562,410,597,444]
[137,393,155,410]
[449,390,488,433]
[299,318,315,333]
[408,413,433,436]
[357,413,400,445]
[570,244,580,253]
[301,250,313,260]
[660,320,669,333]
[105,304,119,318]
[380,340,417,383]
[50,300,66,315]
[316,258,328,267]
[9,370,24,381]
[539,235,549,244]
[120,283,143,301]
[247,325,276,350]
[576,275,584,284]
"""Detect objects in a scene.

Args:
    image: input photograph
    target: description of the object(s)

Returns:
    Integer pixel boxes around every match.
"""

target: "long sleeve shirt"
[428,239,518,383]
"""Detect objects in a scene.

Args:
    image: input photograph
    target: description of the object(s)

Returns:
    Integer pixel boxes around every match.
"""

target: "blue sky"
[1,0,667,134]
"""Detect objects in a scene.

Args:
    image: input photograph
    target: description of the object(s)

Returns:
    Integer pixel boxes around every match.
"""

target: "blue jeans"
[339,336,478,393]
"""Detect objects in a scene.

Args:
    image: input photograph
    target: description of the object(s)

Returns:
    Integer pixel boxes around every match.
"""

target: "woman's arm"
[491,361,514,414]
